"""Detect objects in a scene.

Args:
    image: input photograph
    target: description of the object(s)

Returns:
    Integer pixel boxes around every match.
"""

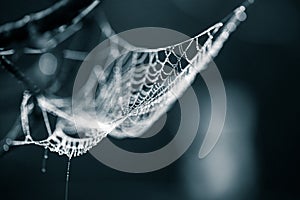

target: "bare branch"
[0,0,100,47]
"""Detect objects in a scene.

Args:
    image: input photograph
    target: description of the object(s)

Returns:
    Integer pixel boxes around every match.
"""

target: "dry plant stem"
[0,0,99,47]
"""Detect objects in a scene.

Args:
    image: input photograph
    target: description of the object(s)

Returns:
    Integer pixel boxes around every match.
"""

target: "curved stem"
[0,0,100,47]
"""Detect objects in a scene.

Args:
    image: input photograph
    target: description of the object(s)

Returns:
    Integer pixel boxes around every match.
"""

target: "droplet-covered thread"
[10,2,252,159]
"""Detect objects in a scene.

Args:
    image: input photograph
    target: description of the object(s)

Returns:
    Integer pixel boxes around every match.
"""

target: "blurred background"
[0,0,299,199]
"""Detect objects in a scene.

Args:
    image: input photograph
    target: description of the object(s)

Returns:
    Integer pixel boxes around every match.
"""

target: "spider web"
[11,4,249,159]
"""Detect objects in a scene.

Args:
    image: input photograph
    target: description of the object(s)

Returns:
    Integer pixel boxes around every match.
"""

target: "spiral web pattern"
[11,5,249,159]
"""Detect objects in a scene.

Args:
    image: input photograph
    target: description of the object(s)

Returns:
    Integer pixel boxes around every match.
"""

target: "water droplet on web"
[3,144,9,151]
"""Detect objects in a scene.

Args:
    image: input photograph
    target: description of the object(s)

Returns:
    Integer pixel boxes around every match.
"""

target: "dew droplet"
[3,144,9,151]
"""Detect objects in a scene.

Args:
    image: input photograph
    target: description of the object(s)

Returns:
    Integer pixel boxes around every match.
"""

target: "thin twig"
[0,0,100,47]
